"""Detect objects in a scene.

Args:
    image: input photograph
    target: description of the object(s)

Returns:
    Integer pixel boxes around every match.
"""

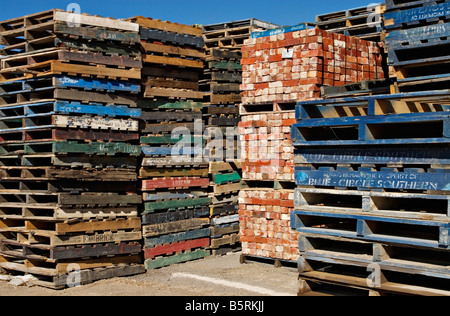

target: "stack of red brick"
[240,28,385,104]
[239,111,296,182]
[239,189,299,261]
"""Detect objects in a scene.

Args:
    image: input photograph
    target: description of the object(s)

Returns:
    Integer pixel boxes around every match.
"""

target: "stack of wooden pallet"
[0,10,145,289]
[201,19,279,257]
[315,3,385,42]
[291,90,450,296]
[240,27,385,106]
[384,0,450,92]
[128,17,211,270]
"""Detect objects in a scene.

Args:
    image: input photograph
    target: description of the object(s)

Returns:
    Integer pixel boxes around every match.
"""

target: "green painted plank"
[208,60,242,71]
[140,135,204,145]
[213,172,241,185]
[144,249,210,269]
[144,197,211,213]
[137,100,203,110]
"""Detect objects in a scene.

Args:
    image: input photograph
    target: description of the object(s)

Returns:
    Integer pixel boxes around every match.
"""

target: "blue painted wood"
[385,23,450,47]
[294,167,450,191]
[54,76,141,93]
[251,23,311,39]
[54,101,141,118]
[141,146,203,156]
[291,112,450,146]
[294,146,450,165]
[384,2,450,30]
[385,0,450,11]
[296,90,450,119]
[291,210,450,249]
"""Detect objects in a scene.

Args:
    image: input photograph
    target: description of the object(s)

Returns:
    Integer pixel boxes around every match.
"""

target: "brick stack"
[238,25,386,265]
[240,27,385,105]
[0,10,145,289]
[239,189,299,262]
[128,17,211,270]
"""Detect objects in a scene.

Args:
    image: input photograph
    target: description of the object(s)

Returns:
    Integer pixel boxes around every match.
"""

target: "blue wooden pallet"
[385,26,450,67]
[291,112,450,146]
[291,210,450,249]
[294,187,450,221]
[385,0,450,12]
[294,146,450,165]
[141,146,203,156]
[296,90,450,120]
[0,101,140,119]
[251,23,314,39]
[0,76,140,98]
[294,167,450,192]
[384,2,450,30]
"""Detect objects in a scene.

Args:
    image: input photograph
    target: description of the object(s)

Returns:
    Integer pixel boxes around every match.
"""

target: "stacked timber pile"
[291,89,450,296]
[0,10,145,289]
[127,17,211,270]
[238,25,386,266]
[315,3,385,42]
[201,19,279,256]
[383,0,450,92]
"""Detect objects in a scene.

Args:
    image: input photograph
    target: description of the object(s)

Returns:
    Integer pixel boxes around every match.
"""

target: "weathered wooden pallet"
[294,187,450,221]
[0,141,141,156]
[0,60,141,83]
[142,190,208,202]
[141,156,209,168]
[142,218,210,237]
[210,224,240,240]
[210,204,239,216]
[143,197,211,213]
[209,234,240,249]
[141,146,202,157]
[384,2,450,30]
[0,240,142,261]
[205,48,241,61]
[0,10,139,54]
[201,71,242,84]
[206,105,240,115]
[0,256,144,289]
[137,99,203,110]
[142,177,210,191]
[16,154,137,169]
[139,166,208,179]
[291,210,450,249]
[0,203,140,221]
[1,49,142,70]
[141,206,210,226]
[144,237,210,260]
[128,16,203,37]
[54,38,141,58]
[291,112,450,146]
[144,228,210,249]
[143,86,204,100]
[139,28,204,49]
[200,82,241,94]
[204,93,241,105]
[143,78,200,91]
[295,166,450,192]
[142,54,204,69]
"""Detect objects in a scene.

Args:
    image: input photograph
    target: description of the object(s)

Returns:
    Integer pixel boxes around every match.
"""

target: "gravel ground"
[0,252,298,297]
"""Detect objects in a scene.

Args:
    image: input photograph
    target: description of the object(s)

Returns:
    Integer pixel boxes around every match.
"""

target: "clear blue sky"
[0,0,381,26]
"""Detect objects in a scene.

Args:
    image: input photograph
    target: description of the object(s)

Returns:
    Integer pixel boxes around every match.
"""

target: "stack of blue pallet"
[383,0,450,92]
[290,85,450,295]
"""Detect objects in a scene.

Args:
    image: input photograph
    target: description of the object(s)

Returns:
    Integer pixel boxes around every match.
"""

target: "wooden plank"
[54,89,138,107]
[51,141,141,156]
[52,115,139,131]
[144,197,211,213]
[142,218,209,237]
[144,78,199,90]
[55,38,141,57]
[142,178,210,190]
[140,167,208,178]
[130,16,203,37]
[54,11,139,32]
[213,172,241,184]
[140,28,204,48]
[144,237,210,259]
[54,23,140,43]
[213,182,242,195]
[48,231,142,247]
[144,87,204,99]
[144,228,210,248]
[141,207,210,226]
[142,156,209,167]
[144,249,210,269]
[137,99,202,110]
[50,242,142,260]
[143,54,203,69]
[55,218,141,234]
[54,101,141,118]
[141,42,205,58]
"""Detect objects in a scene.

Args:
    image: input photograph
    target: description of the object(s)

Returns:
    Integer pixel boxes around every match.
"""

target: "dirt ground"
[0,252,298,296]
